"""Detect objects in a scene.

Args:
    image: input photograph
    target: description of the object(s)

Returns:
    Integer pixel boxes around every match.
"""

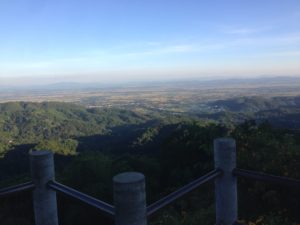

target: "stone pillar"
[214,138,237,225]
[30,150,59,225]
[113,172,147,225]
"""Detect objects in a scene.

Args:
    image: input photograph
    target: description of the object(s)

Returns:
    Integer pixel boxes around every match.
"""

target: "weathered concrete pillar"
[30,150,59,225]
[214,138,237,225]
[113,172,147,225]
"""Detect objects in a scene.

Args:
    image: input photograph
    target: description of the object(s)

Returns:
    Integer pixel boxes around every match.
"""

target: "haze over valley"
[0,0,300,224]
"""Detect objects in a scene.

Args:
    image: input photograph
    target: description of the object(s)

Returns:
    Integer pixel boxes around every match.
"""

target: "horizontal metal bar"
[48,181,115,216]
[147,169,222,216]
[0,181,35,198]
[233,168,300,188]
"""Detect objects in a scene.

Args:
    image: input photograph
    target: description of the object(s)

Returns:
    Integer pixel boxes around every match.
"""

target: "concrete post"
[113,172,147,225]
[30,150,59,225]
[214,138,237,225]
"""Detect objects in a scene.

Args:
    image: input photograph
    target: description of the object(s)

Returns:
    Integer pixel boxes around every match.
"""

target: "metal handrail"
[233,168,300,188]
[0,181,35,198]
[147,169,222,216]
[48,181,115,217]
[0,168,298,221]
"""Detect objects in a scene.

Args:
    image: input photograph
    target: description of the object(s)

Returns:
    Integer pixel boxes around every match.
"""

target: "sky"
[0,0,300,85]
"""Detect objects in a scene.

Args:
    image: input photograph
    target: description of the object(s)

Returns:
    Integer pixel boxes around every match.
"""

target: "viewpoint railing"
[1,138,300,225]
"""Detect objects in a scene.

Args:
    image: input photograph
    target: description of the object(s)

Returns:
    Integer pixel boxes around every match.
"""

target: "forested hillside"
[0,102,154,156]
[201,96,300,128]
[210,96,300,112]
[0,101,299,225]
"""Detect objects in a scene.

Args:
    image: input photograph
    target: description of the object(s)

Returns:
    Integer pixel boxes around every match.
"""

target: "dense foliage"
[0,102,152,156]
[0,101,299,225]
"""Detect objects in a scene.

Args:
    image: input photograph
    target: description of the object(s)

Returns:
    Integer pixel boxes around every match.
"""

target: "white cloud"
[133,44,195,55]
[222,26,272,35]
[1,31,299,79]
[225,28,264,35]
[257,51,300,57]
[230,33,300,47]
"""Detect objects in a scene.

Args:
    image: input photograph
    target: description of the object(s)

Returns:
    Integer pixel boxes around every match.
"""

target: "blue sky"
[0,0,300,84]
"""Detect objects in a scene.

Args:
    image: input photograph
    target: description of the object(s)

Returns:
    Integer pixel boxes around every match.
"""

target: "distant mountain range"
[1,76,300,92]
